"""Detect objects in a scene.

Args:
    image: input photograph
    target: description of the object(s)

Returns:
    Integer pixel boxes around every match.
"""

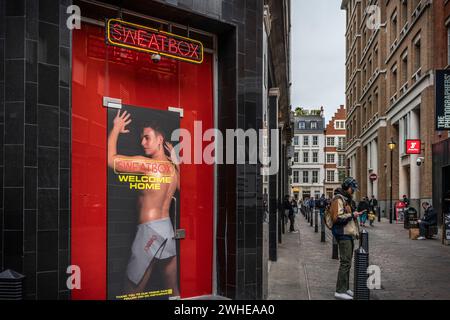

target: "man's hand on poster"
[114,110,132,134]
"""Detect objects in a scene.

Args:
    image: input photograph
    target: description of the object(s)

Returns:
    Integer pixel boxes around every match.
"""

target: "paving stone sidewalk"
[268,212,450,300]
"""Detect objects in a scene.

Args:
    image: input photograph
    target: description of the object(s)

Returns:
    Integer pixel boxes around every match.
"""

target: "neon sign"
[106,19,204,64]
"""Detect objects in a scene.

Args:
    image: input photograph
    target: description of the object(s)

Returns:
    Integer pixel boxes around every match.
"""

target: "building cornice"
[345,138,361,157]
[360,117,387,147]
[386,70,433,123]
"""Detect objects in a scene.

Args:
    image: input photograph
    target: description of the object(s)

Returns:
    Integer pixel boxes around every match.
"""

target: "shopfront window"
[72,20,215,300]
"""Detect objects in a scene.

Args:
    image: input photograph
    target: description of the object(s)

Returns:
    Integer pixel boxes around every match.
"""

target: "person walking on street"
[317,194,327,219]
[369,195,378,226]
[329,177,363,300]
[291,199,299,216]
[357,197,370,227]
[283,195,298,233]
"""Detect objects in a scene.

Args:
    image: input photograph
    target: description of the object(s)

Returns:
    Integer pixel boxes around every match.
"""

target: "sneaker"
[346,290,354,297]
[334,292,353,300]
[417,236,426,240]
[292,230,299,234]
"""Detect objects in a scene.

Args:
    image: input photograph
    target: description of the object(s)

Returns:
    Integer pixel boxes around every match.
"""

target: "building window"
[303,152,309,163]
[401,51,408,86]
[326,137,335,147]
[299,121,306,129]
[327,154,335,164]
[303,136,309,146]
[312,152,318,163]
[327,170,335,183]
[414,36,421,73]
[311,121,317,129]
[294,152,299,163]
[338,154,346,167]
[312,171,319,184]
[391,11,398,46]
[391,65,398,98]
[338,170,347,183]
[294,136,299,146]
[335,121,345,129]
[338,137,346,149]
[303,171,309,184]
[312,136,319,146]
[401,0,408,28]
[293,171,299,184]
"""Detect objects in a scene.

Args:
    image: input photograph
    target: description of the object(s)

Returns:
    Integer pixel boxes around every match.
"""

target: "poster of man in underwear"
[106,106,180,300]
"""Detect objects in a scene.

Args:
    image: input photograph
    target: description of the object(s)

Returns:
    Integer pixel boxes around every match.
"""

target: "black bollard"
[321,216,326,242]
[310,210,313,227]
[354,247,370,300]
[360,229,369,253]
[314,210,318,233]
[332,236,339,260]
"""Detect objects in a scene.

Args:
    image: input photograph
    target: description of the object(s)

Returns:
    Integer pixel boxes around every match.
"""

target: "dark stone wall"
[0,0,72,300]
[1,0,264,300]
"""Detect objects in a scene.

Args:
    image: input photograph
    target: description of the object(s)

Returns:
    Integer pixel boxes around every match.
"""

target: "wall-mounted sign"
[106,19,204,64]
[406,139,421,155]
[436,70,450,131]
[369,173,378,182]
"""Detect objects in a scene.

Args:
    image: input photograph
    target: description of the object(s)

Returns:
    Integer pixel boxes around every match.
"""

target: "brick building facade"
[341,0,448,220]
[324,105,347,199]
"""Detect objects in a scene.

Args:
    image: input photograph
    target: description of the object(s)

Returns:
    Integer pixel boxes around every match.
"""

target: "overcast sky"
[291,0,346,122]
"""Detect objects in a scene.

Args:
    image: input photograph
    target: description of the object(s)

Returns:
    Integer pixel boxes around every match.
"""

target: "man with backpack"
[317,194,327,220]
[325,177,363,300]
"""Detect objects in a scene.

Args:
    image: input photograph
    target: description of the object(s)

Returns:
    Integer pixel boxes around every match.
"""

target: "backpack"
[324,195,346,230]
[324,204,334,230]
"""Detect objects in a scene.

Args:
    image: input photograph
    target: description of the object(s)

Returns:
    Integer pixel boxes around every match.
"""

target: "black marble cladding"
[0,0,72,300]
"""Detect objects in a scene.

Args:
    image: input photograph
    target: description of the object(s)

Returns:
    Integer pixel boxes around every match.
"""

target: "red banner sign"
[406,140,421,154]
[106,19,204,64]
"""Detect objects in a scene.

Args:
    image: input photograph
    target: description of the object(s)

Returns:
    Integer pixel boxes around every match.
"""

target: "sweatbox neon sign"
[106,19,204,64]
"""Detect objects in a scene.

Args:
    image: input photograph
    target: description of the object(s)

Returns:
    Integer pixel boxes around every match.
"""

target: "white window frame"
[299,121,306,130]
[312,136,319,146]
[312,171,319,184]
[294,152,299,163]
[326,137,335,147]
[293,171,299,184]
[303,151,309,163]
[327,170,336,183]
[303,136,309,146]
[311,121,317,129]
[326,153,336,164]
[303,171,309,184]
[312,151,319,163]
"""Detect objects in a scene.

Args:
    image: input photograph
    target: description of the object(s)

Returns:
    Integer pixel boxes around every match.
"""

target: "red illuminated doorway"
[71,22,215,300]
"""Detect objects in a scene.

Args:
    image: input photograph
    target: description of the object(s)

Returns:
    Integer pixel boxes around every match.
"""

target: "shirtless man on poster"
[108,109,180,297]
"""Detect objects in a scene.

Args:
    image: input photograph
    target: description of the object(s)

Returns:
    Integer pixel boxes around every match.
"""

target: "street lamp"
[388,138,397,224]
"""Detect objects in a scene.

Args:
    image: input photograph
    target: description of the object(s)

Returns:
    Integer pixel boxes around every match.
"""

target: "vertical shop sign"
[436,70,450,131]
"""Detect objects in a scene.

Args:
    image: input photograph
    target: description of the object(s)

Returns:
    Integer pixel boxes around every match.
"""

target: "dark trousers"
[289,214,295,232]
[419,221,431,237]
[336,239,354,294]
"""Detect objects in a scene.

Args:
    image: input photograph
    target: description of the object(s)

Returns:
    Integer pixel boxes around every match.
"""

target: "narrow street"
[269,211,450,300]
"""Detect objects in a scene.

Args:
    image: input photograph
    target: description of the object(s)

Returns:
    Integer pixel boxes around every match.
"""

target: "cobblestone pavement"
[268,211,450,300]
